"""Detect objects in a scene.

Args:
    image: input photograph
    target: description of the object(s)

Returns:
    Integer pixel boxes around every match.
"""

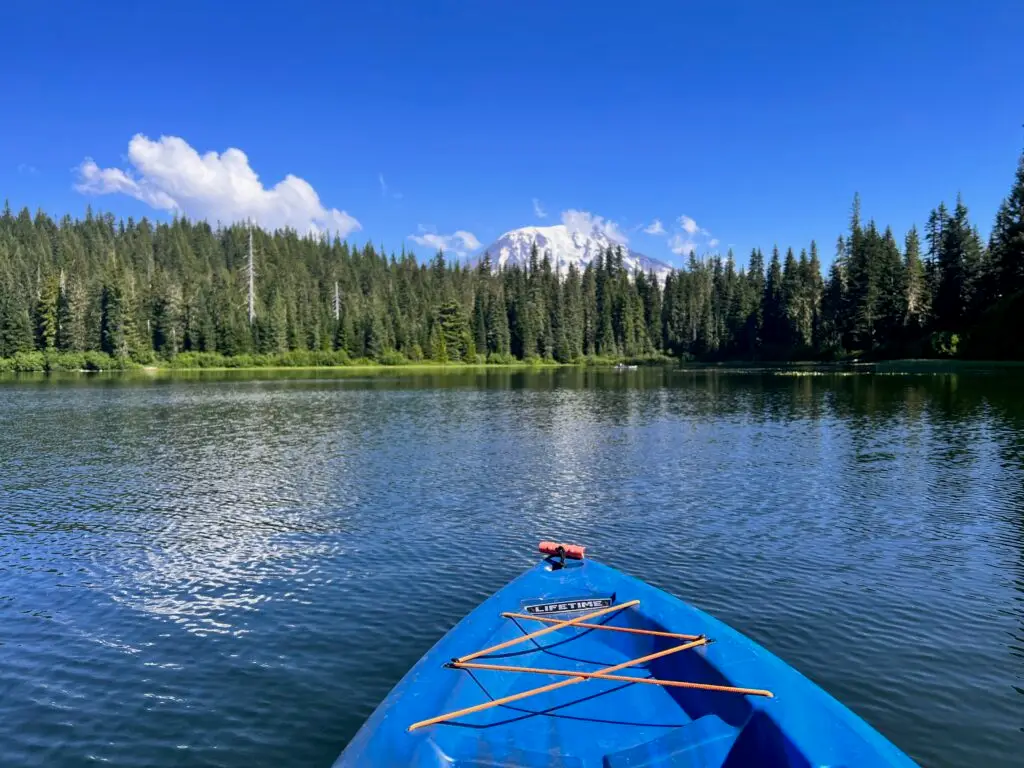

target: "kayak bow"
[336,542,917,767]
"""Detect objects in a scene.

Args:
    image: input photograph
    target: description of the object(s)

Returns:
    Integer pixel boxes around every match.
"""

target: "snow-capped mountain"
[477,225,673,280]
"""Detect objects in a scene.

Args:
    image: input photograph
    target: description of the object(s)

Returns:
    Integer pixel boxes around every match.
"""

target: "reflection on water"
[0,367,1022,766]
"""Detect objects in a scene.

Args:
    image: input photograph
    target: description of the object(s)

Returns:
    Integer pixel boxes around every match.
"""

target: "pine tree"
[4,169,1024,367]
[581,263,597,356]
[821,256,846,355]
[781,247,802,350]
[437,300,470,361]
[845,194,885,351]
[34,272,59,350]
[562,265,584,358]
[876,226,906,347]
[903,226,927,332]
[151,274,183,355]
[472,287,487,354]
[989,149,1024,297]
[100,270,131,358]
[428,320,447,362]
[935,194,980,332]
[763,247,785,350]
[485,284,511,356]
[0,273,33,357]
[56,270,89,352]
[924,203,948,322]
[804,242,824,350]
[366,310,386,360]
[262,292,289,353]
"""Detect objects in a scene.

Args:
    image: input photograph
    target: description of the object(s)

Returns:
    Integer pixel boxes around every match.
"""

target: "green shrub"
[317,349,351,366]
[377,349,408,366]
[168,352,226,368]
[43,351,85,371]
[487,352,517,365]
[929,332,960,358]
[11,351,46,372]
[82,351,109,370]
[225,354,253,368]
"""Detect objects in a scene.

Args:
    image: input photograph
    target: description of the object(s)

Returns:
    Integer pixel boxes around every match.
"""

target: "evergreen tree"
[0,273,33,357]
[924,203,948,317]
[1,176,1022,367]
[472,286,487,354]
[763,247,785,349]
[935,194,981,332]
[804,242,824,349]
[100,270,131,357]
[581,263,597,355]
[56,270,89,352]
[485,283,511,356]
[903,226,927,332]
[781,247,803,349]
[34,272,59,350]
[989,149,1024,297]
[821,255,846,355]
[428,321,447,362]
[743,248,765,355]
[876,226,906,346]
[437,300,471,361]
[562,265,584,358]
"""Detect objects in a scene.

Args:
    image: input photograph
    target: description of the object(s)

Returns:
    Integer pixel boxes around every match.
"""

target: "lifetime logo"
[523,598,612,615]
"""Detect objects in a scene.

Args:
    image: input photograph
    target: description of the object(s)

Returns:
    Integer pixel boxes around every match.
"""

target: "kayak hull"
[336,557,916,767]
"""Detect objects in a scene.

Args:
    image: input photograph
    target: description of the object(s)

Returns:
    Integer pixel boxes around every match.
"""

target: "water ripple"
[0,370,1022,766]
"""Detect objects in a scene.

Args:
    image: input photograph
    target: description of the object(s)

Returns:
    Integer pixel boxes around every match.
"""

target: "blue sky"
[2,0,1022,266]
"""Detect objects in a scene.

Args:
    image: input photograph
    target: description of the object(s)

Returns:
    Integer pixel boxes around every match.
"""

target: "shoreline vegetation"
[0,349,671,374]
[1,349,1022,375]
[2,154,1022,371]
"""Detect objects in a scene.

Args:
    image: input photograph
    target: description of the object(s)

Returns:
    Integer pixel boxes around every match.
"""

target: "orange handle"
[539,541,585,560]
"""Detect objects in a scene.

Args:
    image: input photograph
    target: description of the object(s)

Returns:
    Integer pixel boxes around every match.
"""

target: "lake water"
[1,366,1022,766]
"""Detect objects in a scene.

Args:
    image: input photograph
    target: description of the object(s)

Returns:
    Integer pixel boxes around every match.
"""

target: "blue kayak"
[336,546,917,767]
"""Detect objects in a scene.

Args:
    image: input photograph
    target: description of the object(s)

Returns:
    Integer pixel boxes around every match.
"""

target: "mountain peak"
[477,224,672,279]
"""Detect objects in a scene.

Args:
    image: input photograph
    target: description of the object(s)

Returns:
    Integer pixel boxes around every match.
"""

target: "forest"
[1,151,1022,371]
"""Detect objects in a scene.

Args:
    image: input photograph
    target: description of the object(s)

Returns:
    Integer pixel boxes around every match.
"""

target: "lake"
[1,366,1021,766]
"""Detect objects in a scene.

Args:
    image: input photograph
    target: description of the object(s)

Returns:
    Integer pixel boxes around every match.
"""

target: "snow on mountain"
[477,225,673,280]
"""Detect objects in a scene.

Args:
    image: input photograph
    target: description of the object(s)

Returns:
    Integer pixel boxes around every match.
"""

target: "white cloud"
[668,214,719,257]
[408,228,482,258]
[75,134,360,236]
[532,198,547,219]
[679,215,700,235]
[561,209,628,245]
[380,173,402,200]
[669,234,699,256]
[643,218,665,235]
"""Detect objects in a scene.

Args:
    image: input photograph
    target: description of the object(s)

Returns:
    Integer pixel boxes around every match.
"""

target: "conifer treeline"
[1,151,1022,365]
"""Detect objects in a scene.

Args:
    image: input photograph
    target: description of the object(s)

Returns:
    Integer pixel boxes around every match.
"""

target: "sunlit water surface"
[1,367,1022,766]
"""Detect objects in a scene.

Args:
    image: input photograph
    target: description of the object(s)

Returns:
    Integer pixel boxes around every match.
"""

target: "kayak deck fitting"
[336,542,917,767]
[408,597,772,733]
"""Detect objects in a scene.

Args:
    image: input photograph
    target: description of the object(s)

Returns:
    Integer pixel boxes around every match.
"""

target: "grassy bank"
[7,350,1018,376]
[0,350,673,374]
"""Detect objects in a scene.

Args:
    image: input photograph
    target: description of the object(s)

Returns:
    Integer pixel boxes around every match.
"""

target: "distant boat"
[336,542,917,767]
[614,363,639,370]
